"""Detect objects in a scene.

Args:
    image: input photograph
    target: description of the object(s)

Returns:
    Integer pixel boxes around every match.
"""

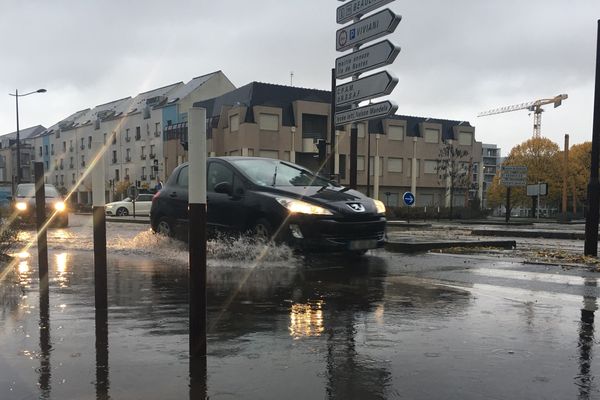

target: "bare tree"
[436,142,471,218]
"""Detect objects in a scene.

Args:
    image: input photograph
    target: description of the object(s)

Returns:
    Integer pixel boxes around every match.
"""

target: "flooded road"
[1,214,599,399]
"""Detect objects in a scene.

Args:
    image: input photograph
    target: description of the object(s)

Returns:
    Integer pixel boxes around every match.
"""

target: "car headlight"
[373,199,386,215]
[15,202,27,211]
[276,198,333,215]
[54,202,66,212]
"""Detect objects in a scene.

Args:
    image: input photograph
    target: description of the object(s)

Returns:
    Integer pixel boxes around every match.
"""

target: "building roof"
[163,71,225,105]
[0,125,46,141]
[194,82,472,141]
[194,81,331,127]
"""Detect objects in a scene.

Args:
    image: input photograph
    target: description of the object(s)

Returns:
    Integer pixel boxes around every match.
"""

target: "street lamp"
[8,88,47,184]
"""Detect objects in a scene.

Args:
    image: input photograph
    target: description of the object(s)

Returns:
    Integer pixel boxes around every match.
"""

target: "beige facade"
[167,87,483,208]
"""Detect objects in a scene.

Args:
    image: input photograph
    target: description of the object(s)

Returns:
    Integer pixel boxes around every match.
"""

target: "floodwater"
[1,215,599,399]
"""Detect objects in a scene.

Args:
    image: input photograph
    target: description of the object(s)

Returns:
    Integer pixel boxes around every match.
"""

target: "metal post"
[366,127,371,196]
[188,107,207,359]
[330,68,337,179]
[585,20,600,256]
[505,187,511,223]
[92,137,107,310]
[34,162,48,290]
[537,182,541,219]
[373,134,380,200]
[15,89,21,184]
[563,134,570,218]
[349,126,357,189]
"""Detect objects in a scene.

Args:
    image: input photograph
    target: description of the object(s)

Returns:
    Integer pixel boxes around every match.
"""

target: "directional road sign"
[336,9,401,52]
[337,0,395,24]
[335,39,400,79]
[335,100,397,125]
[403,191,415,206]
[501,165,528,187]
[336,70,398,106]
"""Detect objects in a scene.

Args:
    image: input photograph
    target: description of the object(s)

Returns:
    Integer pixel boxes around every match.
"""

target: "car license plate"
[348,239,377,250]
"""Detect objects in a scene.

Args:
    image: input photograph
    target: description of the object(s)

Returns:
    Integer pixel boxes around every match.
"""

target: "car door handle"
[169,192,178,198]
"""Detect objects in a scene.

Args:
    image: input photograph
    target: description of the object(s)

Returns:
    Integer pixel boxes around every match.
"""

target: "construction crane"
[478,94,568,138]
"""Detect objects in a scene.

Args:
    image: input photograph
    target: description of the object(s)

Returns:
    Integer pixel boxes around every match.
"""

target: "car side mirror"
[214,181,233,196]
[6,196,12,201]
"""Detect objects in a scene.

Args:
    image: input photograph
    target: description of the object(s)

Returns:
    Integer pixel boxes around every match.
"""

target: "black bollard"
[34,162,48,289]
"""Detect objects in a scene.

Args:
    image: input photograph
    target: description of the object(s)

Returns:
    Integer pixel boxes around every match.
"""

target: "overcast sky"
[1,0,599,155]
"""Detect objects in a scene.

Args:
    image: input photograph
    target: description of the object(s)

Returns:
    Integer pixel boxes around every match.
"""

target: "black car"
[150,157,386,253]
[12,183,69,228]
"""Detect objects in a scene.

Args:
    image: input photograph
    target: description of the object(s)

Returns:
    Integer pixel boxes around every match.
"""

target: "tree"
[115,179,131,200]
[568,142,591,211]
[436,142,471,218]
[487,137,562,212]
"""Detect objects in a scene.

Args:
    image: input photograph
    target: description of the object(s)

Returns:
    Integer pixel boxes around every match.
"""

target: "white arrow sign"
[336,70,398,106]
[337,0,395,24]
[336,39,400,79]
[335,100,398,126]
[336,9,401,52]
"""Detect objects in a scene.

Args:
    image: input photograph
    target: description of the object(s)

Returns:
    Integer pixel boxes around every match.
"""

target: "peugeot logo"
[346,203,366,212]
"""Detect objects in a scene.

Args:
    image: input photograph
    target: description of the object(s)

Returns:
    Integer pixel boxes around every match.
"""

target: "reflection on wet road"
[0,215,599,399]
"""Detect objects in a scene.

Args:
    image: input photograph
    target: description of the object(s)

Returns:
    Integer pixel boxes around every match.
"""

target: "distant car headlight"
[373,199,386,215]
[15,202,27,211]
[54,202,66,212]
[276,198,333,216]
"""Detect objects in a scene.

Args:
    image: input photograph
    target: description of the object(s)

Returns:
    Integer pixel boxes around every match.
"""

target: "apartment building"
[0,125,46,183]
[164,82,484,208]
[29,71,235,203]
[481,143,502,208]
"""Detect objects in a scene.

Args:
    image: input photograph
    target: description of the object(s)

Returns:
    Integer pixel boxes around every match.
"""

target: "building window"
[302,114,327,140]
[229,114,239,132]
[135,127,141,140]
[339,154,346,180]
[388,157,403,173]
[357,156,365,171]
[88,136,92,149]
[424,160,437,174]
[51,144,54,155]
[115,169,120,181]
[424,129,439,143]
[44,145,48,155]
[388,125,404,141]
[39,146,43,156]
[112,150,117,164]
[259,150,279,159]
[63,141,67,152]
[459,132,473,146]
[259,114,279,131]
[357,123,367,138]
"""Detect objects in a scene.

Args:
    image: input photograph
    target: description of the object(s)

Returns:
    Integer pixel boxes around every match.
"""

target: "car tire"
[57,216,69,228]
[156,217,174,237]
[253,218,273,240]
[116,207,129,216]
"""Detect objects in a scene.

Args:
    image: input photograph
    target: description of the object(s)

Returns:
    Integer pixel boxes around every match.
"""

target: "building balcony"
[125,137,131,142]
[125,156,131,162]
[59,165,64,170]
[141,154,147,160]
[135,135,141,141]
[141,175,147,180]
[69,164,74,169]
[69,147,74,153]
[150,174,156,180]
[149,153,156,159]
[80,144,85,150]
[81,162,86,168]
[154,131,161,137]
[111,158,118,164]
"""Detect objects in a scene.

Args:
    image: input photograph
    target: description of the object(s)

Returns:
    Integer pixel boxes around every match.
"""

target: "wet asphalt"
[0,214,599,399]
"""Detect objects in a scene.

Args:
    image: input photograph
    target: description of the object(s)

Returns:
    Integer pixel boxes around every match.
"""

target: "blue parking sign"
[403,192,415,206]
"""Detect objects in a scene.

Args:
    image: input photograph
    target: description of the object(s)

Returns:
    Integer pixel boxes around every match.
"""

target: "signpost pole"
[34,162,48,292]
[330,68,337,180]
[92,136,107,310]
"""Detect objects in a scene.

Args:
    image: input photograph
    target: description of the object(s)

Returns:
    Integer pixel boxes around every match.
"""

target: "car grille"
[319,219,385,241]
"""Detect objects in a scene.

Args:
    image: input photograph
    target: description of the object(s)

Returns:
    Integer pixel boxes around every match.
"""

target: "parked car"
[150,157,387,253]
[12,183,69,228]
[105,194,154,216]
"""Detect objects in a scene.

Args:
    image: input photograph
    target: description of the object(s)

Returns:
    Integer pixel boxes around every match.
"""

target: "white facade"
[31,71,235,204]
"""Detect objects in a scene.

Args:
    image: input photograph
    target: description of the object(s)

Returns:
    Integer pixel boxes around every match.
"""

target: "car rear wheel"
[156,217,174,237]
[116,207,129,216]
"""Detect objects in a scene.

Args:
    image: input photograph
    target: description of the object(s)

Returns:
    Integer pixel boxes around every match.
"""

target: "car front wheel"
[253,218,273,240]
[116,207,129,216]
[156,217,174,237]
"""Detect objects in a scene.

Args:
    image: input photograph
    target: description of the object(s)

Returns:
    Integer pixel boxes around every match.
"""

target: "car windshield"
[16,184,59,198]
[230,159,331,187]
